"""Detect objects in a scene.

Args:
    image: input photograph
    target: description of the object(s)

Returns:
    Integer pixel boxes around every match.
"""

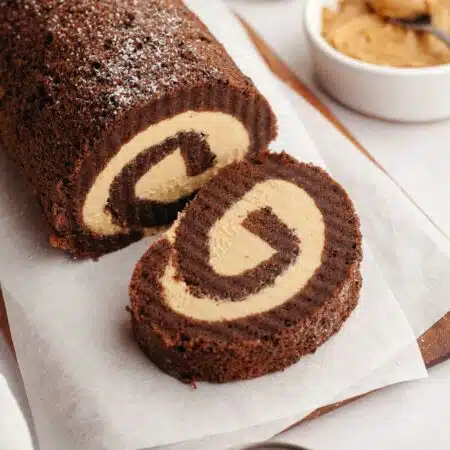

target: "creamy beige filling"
[368,0,428,19]
[161,179,325,322]
[323,0,450,68]
[82,111,250,236]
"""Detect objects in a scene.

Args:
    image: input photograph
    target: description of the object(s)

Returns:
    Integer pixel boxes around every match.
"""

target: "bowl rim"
[239,443,310,450]
[303,0,450,76]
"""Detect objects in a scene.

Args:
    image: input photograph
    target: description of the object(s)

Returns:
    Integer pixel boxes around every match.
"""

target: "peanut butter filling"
[161,179,325,321]
[369,0,428,19]
[82,111,250,235]
[322,0,450,67]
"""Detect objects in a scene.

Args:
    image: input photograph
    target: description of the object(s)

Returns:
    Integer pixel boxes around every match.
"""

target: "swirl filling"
[82,111,250,236]
[130,154,362,383]
[161,178,325,321]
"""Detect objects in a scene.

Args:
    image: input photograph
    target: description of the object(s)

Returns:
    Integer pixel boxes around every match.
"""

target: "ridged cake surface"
[130,153,363,383]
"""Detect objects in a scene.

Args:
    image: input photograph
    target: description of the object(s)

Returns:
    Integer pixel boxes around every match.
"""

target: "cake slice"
[129,153,362,383]
[0,0,276,257]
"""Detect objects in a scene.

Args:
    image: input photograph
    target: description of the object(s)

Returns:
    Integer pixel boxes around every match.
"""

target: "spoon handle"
[428,26,450,47]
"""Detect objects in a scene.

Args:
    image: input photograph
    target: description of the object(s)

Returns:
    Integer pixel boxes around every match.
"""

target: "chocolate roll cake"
[129,153,363,383]
[0,0,276,257]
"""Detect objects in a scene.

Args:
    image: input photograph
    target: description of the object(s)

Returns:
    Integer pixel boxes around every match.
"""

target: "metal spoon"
[388,14,450,47]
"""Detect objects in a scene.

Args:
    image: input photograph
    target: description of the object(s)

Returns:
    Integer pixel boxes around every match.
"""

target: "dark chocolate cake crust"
[130,153,363,383]
[0,0,277,258]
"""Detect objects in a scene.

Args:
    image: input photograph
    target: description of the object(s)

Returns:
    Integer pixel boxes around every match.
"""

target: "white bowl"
[304,0,450,122]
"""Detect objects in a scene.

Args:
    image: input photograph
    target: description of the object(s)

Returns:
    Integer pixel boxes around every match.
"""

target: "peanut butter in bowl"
[368,0,429,20]
[322,0,450,68]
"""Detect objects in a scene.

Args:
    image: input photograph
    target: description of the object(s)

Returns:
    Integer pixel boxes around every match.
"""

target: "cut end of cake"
[1,0,277,259]
[129,152,363,383]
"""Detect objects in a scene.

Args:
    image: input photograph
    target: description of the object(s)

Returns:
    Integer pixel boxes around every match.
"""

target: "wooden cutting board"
[0,17,449,432]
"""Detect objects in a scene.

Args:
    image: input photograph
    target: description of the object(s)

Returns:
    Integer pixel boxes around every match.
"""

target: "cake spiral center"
[82,111,250,236]
[162,179,326,321]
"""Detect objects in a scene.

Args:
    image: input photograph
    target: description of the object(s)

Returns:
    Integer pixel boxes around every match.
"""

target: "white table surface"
[1,2,449,449]
[226,1,450,449]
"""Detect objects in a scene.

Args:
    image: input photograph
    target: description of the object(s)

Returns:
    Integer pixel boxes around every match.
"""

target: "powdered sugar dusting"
[9,0,227,116]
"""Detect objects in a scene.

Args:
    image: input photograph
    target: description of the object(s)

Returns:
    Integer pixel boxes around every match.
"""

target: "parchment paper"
[322,95,450,246]
[0,1,424,449]
[156,340,426,450]
[282,83,450,337]
[229,0,450,336]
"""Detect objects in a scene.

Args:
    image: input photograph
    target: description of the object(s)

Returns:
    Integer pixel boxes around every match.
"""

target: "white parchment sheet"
[282,83,450,337]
